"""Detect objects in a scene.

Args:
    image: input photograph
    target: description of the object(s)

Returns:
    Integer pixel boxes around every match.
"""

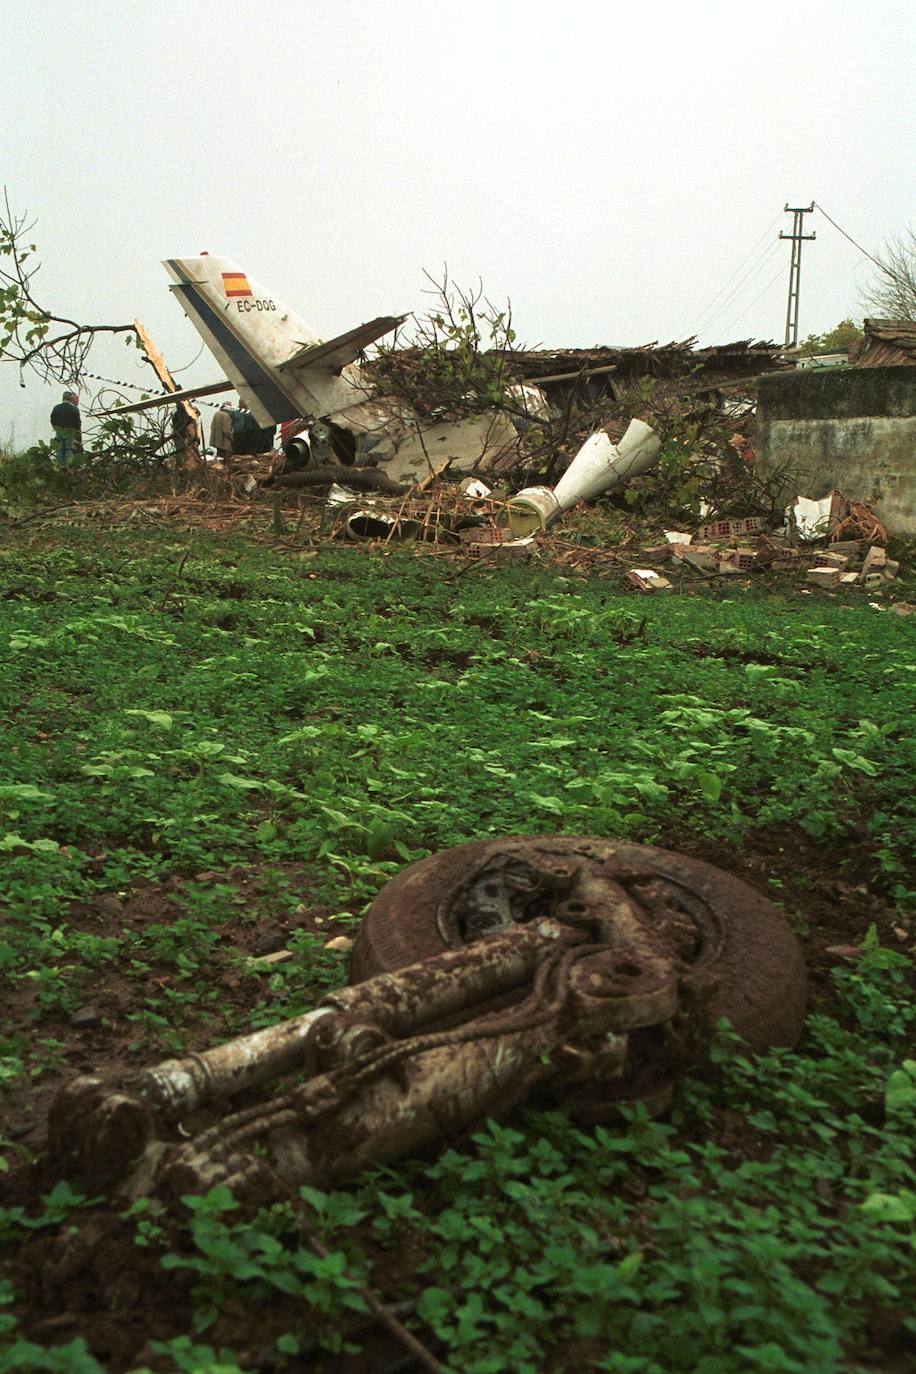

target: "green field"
[1,529,914,1373]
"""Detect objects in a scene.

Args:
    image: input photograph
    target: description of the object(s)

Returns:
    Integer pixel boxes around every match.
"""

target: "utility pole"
[779,203,816,349]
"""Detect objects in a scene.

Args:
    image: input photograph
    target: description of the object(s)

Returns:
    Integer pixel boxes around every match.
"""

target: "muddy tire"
[350,836,806,1052]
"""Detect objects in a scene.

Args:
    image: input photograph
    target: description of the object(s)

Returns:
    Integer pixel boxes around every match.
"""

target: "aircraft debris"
[44,837,806,1203]
[107,255,523,485]
[264,464,407,496]
[507,418,663,535]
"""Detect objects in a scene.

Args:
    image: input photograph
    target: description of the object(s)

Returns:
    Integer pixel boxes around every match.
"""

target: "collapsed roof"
[494,338,789,389]
[850,319,916,368]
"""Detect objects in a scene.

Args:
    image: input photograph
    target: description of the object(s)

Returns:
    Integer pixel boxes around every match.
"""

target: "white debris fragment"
[327,483,362,507]
[788,491,847,541]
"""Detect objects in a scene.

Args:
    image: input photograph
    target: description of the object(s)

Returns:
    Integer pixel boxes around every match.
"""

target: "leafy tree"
[796,319,862,356]
[821,318,862,351]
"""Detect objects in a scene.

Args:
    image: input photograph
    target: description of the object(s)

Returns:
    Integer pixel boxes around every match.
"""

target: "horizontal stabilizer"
[104,380,232,417]
[279,315,407,374]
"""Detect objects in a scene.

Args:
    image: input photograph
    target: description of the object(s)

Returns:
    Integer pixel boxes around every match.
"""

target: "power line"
[714,259,789,342]
[696,239,783,339]
[684,212,783,336]
[814,201,908,287]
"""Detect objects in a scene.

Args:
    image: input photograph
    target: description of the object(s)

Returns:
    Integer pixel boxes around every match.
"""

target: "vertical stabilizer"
[163,256,322,424]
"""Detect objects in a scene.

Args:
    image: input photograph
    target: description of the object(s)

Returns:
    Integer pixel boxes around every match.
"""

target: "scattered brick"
[719,546,757,572]
[627,569,673,593]
[467,535,534,561]
[862,546,887,576]
[697,515,766,540]
[806,566,842,588]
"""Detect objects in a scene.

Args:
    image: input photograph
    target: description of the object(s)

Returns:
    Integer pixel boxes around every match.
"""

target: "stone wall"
[755,367,916,533]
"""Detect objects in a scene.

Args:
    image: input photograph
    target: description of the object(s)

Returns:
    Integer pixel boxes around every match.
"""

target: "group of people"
[48,390,294,468]
[208,401,276,461]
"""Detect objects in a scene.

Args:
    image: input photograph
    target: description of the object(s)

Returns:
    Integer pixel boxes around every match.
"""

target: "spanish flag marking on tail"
[221,271,253,298]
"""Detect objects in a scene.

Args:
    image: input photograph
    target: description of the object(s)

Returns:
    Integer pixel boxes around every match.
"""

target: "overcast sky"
[2,0,913,447]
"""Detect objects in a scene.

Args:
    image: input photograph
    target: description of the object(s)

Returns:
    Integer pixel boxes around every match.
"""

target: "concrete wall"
[756,366,916,533]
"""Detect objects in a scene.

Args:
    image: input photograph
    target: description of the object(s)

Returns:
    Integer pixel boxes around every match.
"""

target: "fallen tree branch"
[263,465,407,496]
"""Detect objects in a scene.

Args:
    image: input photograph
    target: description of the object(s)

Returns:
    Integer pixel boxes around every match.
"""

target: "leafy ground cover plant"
[0,528,913,1372]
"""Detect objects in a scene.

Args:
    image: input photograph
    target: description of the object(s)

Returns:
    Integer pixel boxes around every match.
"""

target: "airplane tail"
[163,255,317,424]
[162,256,405,427]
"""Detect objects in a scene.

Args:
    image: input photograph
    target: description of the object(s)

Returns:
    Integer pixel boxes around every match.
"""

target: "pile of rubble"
[616,483,910,597]
[624,518,901,595]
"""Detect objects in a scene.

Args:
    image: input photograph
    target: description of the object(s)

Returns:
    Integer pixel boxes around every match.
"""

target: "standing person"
[230,399,260,456]
[209,402,234,461]
[49,390,82,465]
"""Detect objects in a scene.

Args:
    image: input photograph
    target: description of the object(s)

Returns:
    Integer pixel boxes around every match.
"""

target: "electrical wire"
[169,340,205,375]
[713,259,789,342]
[696,239,783,340]
[814,202,908,288]
[683,211,783,336]
[814,203,883,271]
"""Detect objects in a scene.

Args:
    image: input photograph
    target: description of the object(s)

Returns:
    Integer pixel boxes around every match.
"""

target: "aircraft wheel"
[349,835,806,1055]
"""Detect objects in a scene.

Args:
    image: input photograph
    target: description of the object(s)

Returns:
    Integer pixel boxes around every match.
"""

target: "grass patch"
[0,528,914,1372]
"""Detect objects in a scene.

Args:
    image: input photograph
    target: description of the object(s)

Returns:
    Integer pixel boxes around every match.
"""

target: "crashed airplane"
[111,255,520,483]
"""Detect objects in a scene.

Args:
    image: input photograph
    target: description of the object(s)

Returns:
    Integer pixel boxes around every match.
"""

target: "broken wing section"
[279,316,407,375]
[106,379,233,417]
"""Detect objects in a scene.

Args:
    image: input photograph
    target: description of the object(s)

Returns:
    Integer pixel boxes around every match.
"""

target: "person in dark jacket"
[50,391,82,465]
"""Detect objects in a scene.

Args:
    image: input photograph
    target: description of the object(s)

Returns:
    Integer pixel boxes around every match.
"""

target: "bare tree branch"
[0,188,140,386]
[858,228,916,322]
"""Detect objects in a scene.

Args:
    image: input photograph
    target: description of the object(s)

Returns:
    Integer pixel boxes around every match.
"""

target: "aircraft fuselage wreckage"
[110,255,520,483]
